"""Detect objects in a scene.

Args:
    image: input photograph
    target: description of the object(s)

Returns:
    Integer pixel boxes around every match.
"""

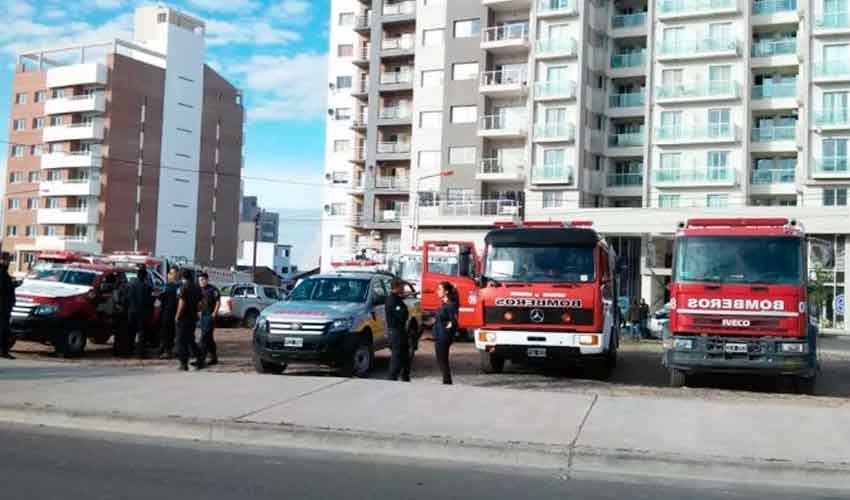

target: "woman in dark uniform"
[432,281,459,385]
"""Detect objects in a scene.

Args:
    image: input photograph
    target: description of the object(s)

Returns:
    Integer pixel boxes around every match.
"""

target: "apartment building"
[3,5,244,273]
[323,0,850,330]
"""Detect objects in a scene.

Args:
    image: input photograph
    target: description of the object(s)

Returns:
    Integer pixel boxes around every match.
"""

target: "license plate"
[527,348,547,358]
[724,343,748,354]
[284,337,303,348]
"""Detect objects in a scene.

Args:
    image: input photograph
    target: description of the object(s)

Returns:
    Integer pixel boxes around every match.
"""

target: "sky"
[0,0,329,268]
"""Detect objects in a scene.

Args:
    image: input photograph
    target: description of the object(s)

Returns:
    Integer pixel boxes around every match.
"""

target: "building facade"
[3,5,244,272]
[322,0,850,331]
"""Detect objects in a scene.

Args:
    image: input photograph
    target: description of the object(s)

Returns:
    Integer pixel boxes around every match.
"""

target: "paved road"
[0,426,843,500]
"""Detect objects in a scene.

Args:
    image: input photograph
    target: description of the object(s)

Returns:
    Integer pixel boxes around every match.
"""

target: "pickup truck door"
[422,241,481,328]
[369,279,388,346]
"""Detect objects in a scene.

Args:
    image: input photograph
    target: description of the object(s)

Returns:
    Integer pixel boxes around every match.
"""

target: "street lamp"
[412,170,454,246]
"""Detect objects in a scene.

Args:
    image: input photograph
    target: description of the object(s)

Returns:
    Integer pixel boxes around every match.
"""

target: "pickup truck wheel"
[480,352,504,374]
[243,310,259,329]
[253,353,285,375]
[63,329,87,358]
[342,337,374,378]
[669,368,687,388]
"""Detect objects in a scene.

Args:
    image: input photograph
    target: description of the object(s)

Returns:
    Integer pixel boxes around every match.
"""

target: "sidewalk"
[1,359,848,490]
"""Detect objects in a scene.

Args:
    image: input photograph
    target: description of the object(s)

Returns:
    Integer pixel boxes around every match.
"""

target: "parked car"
[218,283,284,328]
[648,303,671,339]
[252,272,423,377]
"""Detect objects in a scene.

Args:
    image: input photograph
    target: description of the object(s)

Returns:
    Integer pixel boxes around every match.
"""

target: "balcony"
[45,63,107,88]
[479,114,528,139]
[479,69,529,97]
[537,0,578,17]
[657,0,740,20]
[609,92,646,108]
[39,178,101,197]
[351,79,369,99]
[534,80,577,100]
[655,125,740,145]
[608,132,645,148]
[380,37,414,58]
[656,81,740,103]
[653,167,736,187]
[813,61,850,83]
[351,114,368,130]
[751,125,796,142]
[42,119,105,142]
[753,0,797,16]
[814,108,850,130]
[536,37,578,58]
[36,235,100,253]
[657,38,740,60]
[607,171,644,188]
[531,164,573,184]
[751,82,798,110]
[611,52,646,69]
[751,168,795,185]
[419,199,522,221]
[612,12,647,29]
[751,38,796,58]
[382,1,416,22]
[379,70,413,91]
[377,106,412,125]
[482,24,530,54]
[374,176,410,191]
[814,11,850,34]
[37,205,99,225]
[534,123,575,142]
[812,158,850,178]
[41,150,102,170]
[353,45,371,66]
[374,206,408,224]
[375,141,411,160]
[477,159,525,182]
[44,93,106,115]
[353,15,370,32]
[483,0,533,8]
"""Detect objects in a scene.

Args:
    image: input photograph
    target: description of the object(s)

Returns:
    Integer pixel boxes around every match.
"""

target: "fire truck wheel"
[669,368,687,388]
[480,352,504,374]
[794,375,816,395]
[63,329,87,358]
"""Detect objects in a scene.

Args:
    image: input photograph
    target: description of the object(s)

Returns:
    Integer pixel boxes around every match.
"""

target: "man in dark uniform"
[386,279,411,382]
[158,266,180,359]
[198,272,221,366]
[126,265,152,357]
[175,269,203,371]
[0,252,16,359]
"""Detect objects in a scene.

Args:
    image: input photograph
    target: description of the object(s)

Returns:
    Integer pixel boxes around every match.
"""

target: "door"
[369,278,388,343]
[823,138,849,171]
[823,92,849,123]
[708,108,730,137]
[709,65,731,94]
[421,241,481,328]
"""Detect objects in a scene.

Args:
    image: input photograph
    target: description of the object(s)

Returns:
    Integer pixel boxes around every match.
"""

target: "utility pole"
[252,209,262,283]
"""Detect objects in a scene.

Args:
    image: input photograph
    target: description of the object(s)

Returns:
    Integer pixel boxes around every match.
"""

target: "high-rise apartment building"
[323,0,850,330]
[3,5,244,273]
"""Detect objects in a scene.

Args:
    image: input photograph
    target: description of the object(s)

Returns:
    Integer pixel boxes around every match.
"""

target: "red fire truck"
[664,218,817,393]
[423,222,621,377]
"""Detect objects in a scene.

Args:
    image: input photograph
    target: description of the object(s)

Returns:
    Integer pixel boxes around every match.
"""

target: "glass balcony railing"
[534,123,576,140]
[611,52,646,68]
[531,164,573,184]
[753,0,797,15]
[480,69,527,87]
[813,158,850,174]
[607,172,643,187]
[608,132,645,147]
[536,37,578,56]
[609,92,646,107]
[480,114,528,132]
[537,0,578,14]
[751,125,796,141]
[534,80,576,99]
[814,108,850,127]
[657,38,738,56]
[813,60,850,78]
[751,168,795,184]
[751,38,797,57]
[654,167,734,184]
[379,107,411,120]
[815,11,850,29]
[612,12,647,28]
[479,159,523,177]
[752,82,796,98]
[658,0,736,15]
[656,125,736,141]
[656,81,739,99]
[483,24,529,43]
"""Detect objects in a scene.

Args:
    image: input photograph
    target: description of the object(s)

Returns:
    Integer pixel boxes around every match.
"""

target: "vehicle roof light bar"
[683,218,790,229]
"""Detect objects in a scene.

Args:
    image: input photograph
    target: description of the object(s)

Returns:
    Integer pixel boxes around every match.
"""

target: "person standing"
[627,299,641,341]
[639,299,650,339]
[198,273,221,366]
[175,269,203,371]
[433,281,458,385]
[0,252,16,359]
[386,279,411,382]
[158,266,180,359]
[126,265,152,357]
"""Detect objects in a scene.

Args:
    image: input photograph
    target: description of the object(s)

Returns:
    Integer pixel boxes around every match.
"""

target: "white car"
[648,303,671,339]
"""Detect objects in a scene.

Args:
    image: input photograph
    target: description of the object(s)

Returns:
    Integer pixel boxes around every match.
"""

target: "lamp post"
[412,170,454,247]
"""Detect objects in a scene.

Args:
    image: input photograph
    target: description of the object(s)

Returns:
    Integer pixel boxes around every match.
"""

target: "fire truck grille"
[484,307,594,326]
[685,316,784,335]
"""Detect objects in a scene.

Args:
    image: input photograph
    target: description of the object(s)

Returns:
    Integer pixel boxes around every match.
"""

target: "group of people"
[0,253,16,360]
[626,298,651,341]
[385,278,458,385]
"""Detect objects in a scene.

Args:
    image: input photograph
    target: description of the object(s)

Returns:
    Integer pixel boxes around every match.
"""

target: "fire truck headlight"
[673,338,694,351]
[579,335,599,346]
[478,331,497,343]
[781,343,806,354]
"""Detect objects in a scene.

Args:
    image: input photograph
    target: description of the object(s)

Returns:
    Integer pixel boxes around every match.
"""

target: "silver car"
[218,283,285,328]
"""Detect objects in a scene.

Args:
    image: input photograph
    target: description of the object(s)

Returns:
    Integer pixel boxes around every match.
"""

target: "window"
[420,111,442,128]
[542,191,565,209]
[418,150,440,169]
[337,44,354,57]
[421,69,444,87]
[46,170,61,181]
[329,203,347,216]
[51,89,66,99]
[12,145,25,157]
[13,119,25,131]
[14,93,27,104]
[28,171,40,183]
[333,139,351,152]
[448,146,476,164]
[46,198,60,208]
[25,225,36,237]
[659,194,680,208]
[157,12,167,23]
[331,171,350,184]
[452,62,479,80]
[334,108,352,120]
[423,28,444,46]
[824,187,848,206]
[338,12,354,25]
[329,234,346,247]
[336,76,352,89]
[50,116,63,126]
[30,145,43,156]
[822,138,848,172]
[6,226,17,237]
[707,151,729,180]
[9,171,25,183]
[8,198,20,210]
[706,194,729,208]
[446,188,473,206]
[33,117,44,129]
[450,105,477,124]
[27,198,38,209]
[34,90,46,103]
[454,18,481,38]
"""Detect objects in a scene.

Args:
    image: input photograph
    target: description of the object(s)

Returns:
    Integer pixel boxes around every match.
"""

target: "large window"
[706,194,728,208]
[337,44,353,57]
[450,105,477,124]
[336,76,352,89]
[823,187,848,206]
[452,62,479,80]
[338,12,354,26]
[659,194,680,208]
[673,236,803,285]
[542,191,565,209]
[453,18,481,38]
[334,108,351,120]
[333,139,350,152]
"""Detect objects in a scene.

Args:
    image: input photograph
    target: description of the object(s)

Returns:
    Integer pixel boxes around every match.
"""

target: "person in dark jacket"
[0,252,16,359]
[175,269,203,371]
[126,265,152,357]
[198,272,221,366]
[386,279,411,382]
[158,266,180,359]
[627,299,641,341]
[432,281,458,385]
[639,299,650,339]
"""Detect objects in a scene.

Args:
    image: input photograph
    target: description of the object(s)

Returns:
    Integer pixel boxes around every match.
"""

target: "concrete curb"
[1,405,848,491]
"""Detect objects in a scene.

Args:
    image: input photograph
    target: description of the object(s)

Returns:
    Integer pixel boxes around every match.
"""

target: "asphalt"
[1,425,844,500]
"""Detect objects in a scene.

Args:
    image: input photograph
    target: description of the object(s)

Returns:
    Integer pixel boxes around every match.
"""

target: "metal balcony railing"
[383,1,415,16]
[814,108,850,127]
[480,114,528,132]
[752,82,796,98]
[607,172,643,187]
[753,0,797,15]
[656,81,739,99]
[612,12,647,28]
[379,106,411,120]
[381,37,414,51]
[752,38,797,57]
[751,125,796,141]
[751,168,795,184]
[480,69,527,87]
[376,142,411,154]
[375,176,411,190]
[380,71,413,85]
[479,158,523,176]
[609,92,646,107]
[611,52,646,68]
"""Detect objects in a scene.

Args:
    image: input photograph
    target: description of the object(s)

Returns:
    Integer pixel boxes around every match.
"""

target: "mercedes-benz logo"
[529,309,545,323]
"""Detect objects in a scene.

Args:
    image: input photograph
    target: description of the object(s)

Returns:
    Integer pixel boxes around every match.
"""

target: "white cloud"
[91,0,125,9]
[205,18,301,46]
[267,0,311,18]
[185,0,260,13]
[44,9,67,20]
[0,11,132,56]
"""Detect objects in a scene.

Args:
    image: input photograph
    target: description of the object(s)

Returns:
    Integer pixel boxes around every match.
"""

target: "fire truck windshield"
[484,245,596,283]
[674,236,803,285]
